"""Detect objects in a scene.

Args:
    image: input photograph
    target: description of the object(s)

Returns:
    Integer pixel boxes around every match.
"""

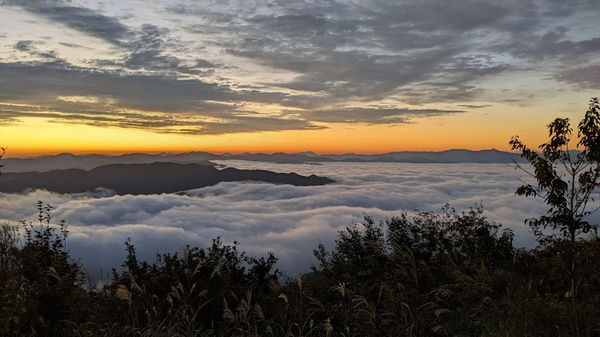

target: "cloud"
[226,39,477,102]
[371,1,509,32]
[13,39,59,60]
[498,27,600,61]
[2,161,583,277]
[1,0,599,134]
[0,56,462,132]
[201,1,504,102]
[0,62,326,134]
[17,4,131,45]
[556,65,600,89]
[295,107,463,124]
[172,0,599,105]
[0,103,320,135]
[457,104,492,109]
[14,40,34,52]
[122,24,196,73]
[0,62,227,111]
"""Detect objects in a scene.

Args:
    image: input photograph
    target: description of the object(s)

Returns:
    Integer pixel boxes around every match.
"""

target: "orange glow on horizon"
[0,96,592,158]
[1,117,536,158]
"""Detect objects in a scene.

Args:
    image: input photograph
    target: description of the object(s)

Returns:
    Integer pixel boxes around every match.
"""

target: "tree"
[509,97,600,246]
[510,98,600,334]
[0,146,4,177]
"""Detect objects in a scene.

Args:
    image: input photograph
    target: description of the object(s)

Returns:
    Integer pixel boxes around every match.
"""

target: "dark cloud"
[499,28,600,61]
[23,5,131,45]
[1,0,599,133]
[175,0,598,105]
[0,58,462,133]
[0,56,325,134]
[397,84,484,105]
[119,24,215,75]
[2,0,62,5]
[233,48,475,102]
[0,62,232,112]
[556,65,600,89]
[122,24,184,71]
[296,107,463,124]
[0,61,288,111]
[370,1,509,32]
[5,2,214,75]
[0,91,320,135]
[14,40,35,51]
[58,42,88,49]
[0,115,19,125]
[13,39,59,60]
[203,1,516,103]
[457,104,492,109]
[67,115,320,135]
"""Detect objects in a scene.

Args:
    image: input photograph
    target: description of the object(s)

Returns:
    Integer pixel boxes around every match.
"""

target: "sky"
[0,0,599,155]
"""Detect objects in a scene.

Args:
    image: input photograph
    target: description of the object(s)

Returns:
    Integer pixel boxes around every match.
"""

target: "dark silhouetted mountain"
[223,149,527,163]
[0,162,334,194]
[2,152,217,172]
[2,149,527,173]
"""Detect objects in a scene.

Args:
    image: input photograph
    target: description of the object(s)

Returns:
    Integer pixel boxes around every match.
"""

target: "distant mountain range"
[2,149,525,173]
[0,162,334,195]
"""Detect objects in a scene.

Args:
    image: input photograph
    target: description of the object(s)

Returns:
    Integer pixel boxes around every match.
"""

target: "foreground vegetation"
[1,203,599,337]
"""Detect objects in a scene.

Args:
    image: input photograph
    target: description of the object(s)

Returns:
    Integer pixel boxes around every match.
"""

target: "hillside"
[0,162,334,194]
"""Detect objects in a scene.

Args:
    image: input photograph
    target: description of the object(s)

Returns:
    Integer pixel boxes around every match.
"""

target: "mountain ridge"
[2,149,525,173]
[0,162,334,195]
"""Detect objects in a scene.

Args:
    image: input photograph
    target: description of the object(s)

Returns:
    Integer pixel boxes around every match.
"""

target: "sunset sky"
[0,0,599,156]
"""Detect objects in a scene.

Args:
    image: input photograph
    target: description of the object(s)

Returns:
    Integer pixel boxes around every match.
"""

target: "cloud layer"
[3,161,590,277]
[0,0,598,134]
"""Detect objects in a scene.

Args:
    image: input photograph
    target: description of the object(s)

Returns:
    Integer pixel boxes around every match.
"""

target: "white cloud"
[3,161,595,277]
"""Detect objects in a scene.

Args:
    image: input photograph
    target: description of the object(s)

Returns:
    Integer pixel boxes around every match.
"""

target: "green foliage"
[1,202,86,336]
[310,205,517,337]
[509,98,600,336]
[510,97,600,245]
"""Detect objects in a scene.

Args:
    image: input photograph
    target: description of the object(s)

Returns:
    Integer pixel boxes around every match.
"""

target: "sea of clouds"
[2,161,592,278]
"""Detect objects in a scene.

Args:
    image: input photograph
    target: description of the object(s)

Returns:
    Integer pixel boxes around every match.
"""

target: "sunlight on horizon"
[1,1,598,156]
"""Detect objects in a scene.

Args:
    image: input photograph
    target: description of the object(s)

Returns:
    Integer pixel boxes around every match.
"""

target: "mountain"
[1,149,525,173]
[221,149,525,163]
[2,152,217,172]
[357,149,524,163]
[0,162,334,195]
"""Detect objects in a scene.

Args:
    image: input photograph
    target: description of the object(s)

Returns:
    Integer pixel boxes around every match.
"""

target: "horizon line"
[4,148,520,159]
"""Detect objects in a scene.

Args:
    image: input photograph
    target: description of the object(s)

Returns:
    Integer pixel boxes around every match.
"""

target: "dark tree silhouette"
[510,98,600,334]
[0,146,5,177]
[509,97,600,246]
